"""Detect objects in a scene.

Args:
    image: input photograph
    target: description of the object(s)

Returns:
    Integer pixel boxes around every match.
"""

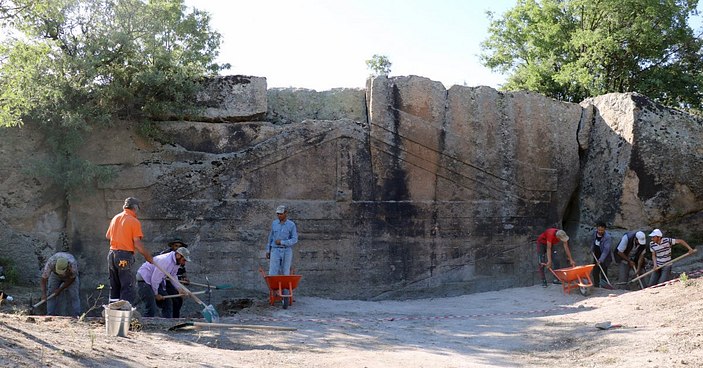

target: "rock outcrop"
[1,75,702,304]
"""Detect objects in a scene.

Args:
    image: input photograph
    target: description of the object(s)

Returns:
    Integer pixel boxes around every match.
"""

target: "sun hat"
[649,229,663,237]
[555,230,569,241]
[276,205,286,214]
[168,239,188,248]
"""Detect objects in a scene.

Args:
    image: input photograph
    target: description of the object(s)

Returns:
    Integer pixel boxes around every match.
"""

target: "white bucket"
[104,303,134,337]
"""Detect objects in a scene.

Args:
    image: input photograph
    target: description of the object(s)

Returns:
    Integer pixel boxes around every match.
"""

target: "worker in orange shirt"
[105,197,154,304]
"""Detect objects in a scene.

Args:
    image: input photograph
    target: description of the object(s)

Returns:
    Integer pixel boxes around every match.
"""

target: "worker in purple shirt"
[136,247,191,317]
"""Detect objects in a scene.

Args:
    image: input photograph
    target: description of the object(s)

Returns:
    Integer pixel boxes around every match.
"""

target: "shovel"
[169,321,296,331]
[30,291,59,314]
[187,281,234,290]
[153,263,220,323]
[592,252,615,289]
[162,290,206,299]
[630,249,697,284]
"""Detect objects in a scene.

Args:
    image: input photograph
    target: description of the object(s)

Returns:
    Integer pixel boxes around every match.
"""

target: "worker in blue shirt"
[266,205,299,276]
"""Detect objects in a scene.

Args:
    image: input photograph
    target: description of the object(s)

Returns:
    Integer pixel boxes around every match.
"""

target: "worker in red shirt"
[537,228,576,287]
[105,197,154,303]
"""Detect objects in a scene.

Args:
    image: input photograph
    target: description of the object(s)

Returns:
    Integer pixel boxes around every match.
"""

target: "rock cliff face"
[1,75,702,302]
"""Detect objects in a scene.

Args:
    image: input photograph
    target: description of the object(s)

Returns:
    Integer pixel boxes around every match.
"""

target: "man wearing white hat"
[614,230,648,287]
[266,205,298,276]
[40,252,80,316]
[648,229,695,286]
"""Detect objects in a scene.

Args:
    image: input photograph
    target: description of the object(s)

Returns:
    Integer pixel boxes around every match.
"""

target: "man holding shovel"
[648,229,695,286]
[156,239,190,318]
[105,197,154,304]
[136,247,191,317]
[40,252,80,316]
[614,231,648,288]
[590,222,614,289]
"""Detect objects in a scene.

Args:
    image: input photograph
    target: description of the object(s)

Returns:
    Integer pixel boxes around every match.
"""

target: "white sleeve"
[616,234,628,253]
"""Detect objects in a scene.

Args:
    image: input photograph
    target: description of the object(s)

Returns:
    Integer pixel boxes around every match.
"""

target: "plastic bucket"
[104,307,133,337]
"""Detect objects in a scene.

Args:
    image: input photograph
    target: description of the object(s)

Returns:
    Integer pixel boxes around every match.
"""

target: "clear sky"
[184,0,703,92]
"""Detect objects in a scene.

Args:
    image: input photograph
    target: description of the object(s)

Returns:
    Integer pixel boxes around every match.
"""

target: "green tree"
[366,54,392,77]
[0,0,227,196]
[480,0,703,107]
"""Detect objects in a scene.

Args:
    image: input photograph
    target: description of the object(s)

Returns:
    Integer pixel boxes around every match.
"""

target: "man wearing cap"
[614,230,648,287]
[536,228,576,288]
[648,229,695,287]
[266,205,299,276]
[40,252,80,316]
[136,246,191,317]
[105,197,154,304]
[156,239,190,318]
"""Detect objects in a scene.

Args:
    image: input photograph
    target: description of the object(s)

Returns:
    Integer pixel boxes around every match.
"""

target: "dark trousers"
[157,280,184,318]
[537,243,562,282]
[137,281,160,317]
[108,249,136,304]
[592,248,610,287]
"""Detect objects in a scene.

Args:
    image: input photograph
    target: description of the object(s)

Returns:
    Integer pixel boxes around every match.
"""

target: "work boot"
[552,279,561,285]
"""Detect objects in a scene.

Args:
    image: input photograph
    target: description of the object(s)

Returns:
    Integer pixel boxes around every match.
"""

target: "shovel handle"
[630,250,697,283]
[32,291,59,309]
[152,262,208,308]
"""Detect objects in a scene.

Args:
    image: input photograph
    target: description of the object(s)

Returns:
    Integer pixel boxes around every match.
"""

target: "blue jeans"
[47,273,81,316]
[648,265,672,287]
[269,247,293,276]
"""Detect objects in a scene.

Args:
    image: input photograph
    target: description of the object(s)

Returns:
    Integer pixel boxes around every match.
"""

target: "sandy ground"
[1,260,702,368]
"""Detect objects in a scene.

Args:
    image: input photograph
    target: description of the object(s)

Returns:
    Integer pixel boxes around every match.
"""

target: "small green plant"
[679,272,693,287]
[0,258,20,285]
[79,284,105,322]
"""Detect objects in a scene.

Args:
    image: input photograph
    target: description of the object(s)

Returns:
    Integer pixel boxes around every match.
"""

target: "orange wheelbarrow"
[259,268,302,309]
[547,264,595,296]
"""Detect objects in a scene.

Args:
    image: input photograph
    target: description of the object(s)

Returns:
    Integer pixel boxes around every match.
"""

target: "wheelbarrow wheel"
[579,286,591,296]
[282,296,289,309]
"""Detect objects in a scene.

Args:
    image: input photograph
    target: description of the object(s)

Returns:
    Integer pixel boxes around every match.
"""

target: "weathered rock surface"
[267,87,367,124]
[1,76,702,306]
[574,93,703,242]
[192,75,268,122]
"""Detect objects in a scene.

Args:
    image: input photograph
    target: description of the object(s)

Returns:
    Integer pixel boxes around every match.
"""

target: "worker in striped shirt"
[648,228,695,286]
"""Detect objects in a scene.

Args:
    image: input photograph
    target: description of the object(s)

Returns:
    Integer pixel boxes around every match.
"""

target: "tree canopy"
[366,54,392,77]
[480,0,703,108]
[0,0,227,130]
[0,0,228,196]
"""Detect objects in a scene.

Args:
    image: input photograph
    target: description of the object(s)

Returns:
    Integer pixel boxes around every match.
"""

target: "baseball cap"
[649,229,663,237]
[635,231,646,245]
[276,205,286,214]
[555,229,569,241]
[176,247,192,262]
[55,257,69,275]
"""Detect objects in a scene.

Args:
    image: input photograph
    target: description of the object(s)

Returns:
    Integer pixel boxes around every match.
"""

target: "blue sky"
[184,0,703,91]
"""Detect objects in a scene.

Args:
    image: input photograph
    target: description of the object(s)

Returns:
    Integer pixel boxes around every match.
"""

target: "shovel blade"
[202,304,220,323]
